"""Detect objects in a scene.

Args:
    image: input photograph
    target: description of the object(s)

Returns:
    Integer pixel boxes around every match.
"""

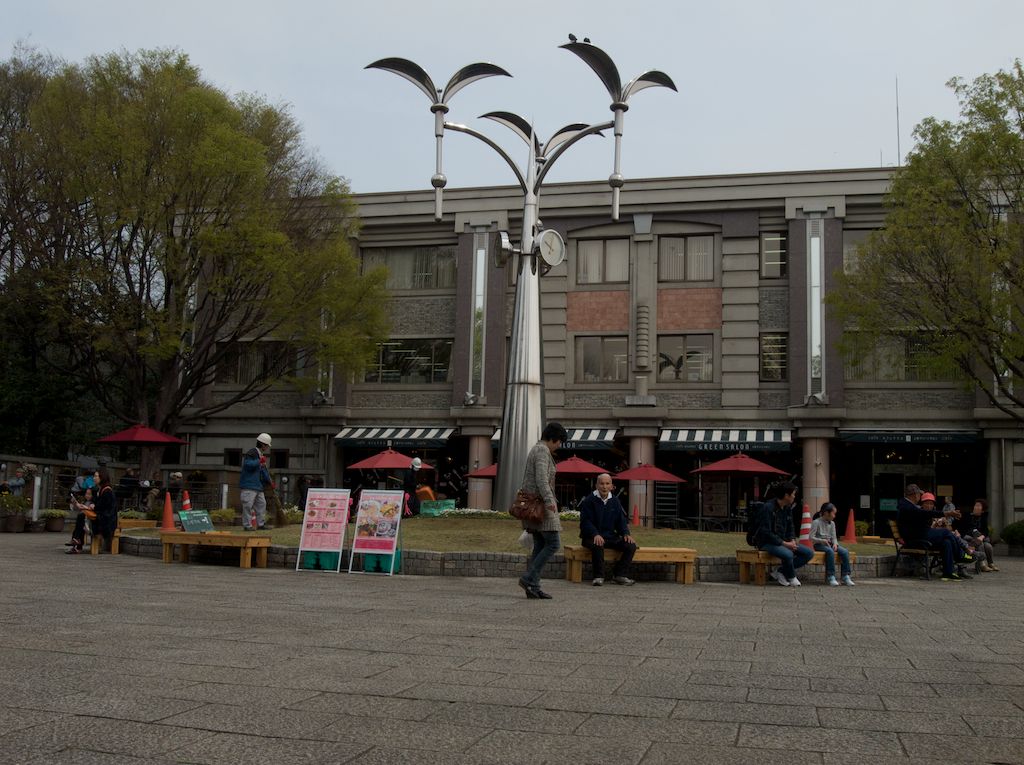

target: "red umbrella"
[96,423,185,445]
[615,464,687,483]
[347,448,433,471]
[555,456,606,475]
[467,463,498,478]
[691,453,788,475]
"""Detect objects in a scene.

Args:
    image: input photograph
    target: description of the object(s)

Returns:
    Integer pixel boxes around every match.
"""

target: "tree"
[0,48,389,473]
[829,60,1024,421]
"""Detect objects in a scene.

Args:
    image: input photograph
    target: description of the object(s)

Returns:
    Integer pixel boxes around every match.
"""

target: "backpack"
[745,501,767,546]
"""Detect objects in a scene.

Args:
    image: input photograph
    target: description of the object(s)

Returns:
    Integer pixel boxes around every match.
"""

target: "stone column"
[802,436,830,514]
[466,435,494,511]
[627,436,656,527]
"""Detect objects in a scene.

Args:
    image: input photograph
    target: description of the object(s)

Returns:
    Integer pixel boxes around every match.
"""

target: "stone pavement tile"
[810,678,937,697]
[738,723,903,755]
[881,694,1023,715]
[618,679,748,702]
[287,675,423,697]
[640,742,825,765]
[532,690,676,718]
[963,714,1024,737]
[346,746,526,765]
[425,700,587,734]
[153,682,320,708]
[864,666,1024,686]
[687,671,811,691]
[526,649,646,666]
[22,748,178,765]
[575,713,738,743]
[286,691,440,721]
[397,682,541,707]
[165,732,368,764]
[930,683,1024,702]
[749,661,869,679]
[15,692,206,723]
[462,729,646,765]
[372,665,511,686]
[0,716,216,762]
[819,708,972,734]
[746,688,884,711]
[670,699,818,726]
[457,657,577,677]
[302,714,491,752]
[157,704,351,741]
[821,756,947,765]
[486,673,622,695]
[0,705,65,733]
[899,732,1024,763]
[643,657,752,674]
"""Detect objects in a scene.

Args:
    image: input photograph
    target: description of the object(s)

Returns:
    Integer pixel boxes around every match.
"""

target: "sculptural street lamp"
[367,42,675,513]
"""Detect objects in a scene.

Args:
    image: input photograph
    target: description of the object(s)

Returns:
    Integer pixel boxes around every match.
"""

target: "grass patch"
[127,516,895,557]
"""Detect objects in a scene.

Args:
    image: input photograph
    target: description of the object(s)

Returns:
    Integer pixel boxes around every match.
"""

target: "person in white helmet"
[403,457,422,516]
[240,433,272,530]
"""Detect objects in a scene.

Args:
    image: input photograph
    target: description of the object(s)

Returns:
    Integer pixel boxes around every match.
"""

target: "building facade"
[179,168,1024,533]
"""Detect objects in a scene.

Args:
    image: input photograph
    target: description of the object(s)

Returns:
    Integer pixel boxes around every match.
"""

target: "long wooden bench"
[160,531,270,569]
[563,545,696,584]
[90,518,158,555]
[736,548,858,585]
[887,519,942,579]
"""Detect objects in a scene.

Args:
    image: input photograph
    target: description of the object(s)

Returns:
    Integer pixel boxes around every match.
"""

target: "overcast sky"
[4,0,1022,194]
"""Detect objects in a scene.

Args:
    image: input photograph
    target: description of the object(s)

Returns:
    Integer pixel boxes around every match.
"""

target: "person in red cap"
[897,485,970,581]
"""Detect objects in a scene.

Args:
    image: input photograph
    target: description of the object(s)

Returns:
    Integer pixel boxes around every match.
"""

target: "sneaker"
[771,570,790,587]
[949,571,965,580]
[940,574,960,582]
[842,575,856,586]
[612,576,635,586]
[788,577,801,587]
[827,576,839,586]
[956,569,973,579]
[592,577,604,586]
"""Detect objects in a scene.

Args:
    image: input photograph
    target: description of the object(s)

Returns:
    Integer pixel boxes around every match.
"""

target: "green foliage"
[829,60,1024,419]
[1000,520,1024,546]
[854,521,869,537]
[281,505,304,524]
[0,495,30,516]
[208,508,236,525]
[118,510,146,520]
[0,47,389,465]
[40,508,66,519]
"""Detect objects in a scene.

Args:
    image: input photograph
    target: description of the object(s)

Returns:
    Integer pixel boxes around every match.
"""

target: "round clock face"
[537,229,565,268]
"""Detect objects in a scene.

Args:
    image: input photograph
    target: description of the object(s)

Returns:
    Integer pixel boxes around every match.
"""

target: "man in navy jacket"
[579,473,637,586]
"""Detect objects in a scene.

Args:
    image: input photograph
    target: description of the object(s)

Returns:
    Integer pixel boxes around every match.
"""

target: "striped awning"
[334,425,455,448]
[660,428,792,452]
[491,427,618,450]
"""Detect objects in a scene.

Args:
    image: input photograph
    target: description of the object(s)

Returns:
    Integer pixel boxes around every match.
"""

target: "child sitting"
[810,502,855,586]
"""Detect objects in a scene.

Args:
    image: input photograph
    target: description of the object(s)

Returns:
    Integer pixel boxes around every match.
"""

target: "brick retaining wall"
[120,535,897,581]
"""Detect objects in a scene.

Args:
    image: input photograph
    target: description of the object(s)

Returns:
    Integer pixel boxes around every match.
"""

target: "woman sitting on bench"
[66,487,96,554]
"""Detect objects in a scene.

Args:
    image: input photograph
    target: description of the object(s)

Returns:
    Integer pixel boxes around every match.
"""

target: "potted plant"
[40,508,67,532]
[0,495,30,533]
[1000,520,1024,556]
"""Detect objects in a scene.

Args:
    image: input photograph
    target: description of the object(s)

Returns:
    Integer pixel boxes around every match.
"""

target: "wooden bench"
[563,545,696,584]
[736,548,858,585]
[90,518,158,555]
[160,531,270,569]
[887,519,942,579]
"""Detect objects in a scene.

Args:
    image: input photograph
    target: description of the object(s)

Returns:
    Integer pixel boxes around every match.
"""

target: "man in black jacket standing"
[579,473,637,586]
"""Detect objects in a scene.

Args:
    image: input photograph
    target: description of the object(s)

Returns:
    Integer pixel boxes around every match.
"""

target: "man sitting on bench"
[896,483,969,582]
[751,480,812,587]
[579,473,636,586]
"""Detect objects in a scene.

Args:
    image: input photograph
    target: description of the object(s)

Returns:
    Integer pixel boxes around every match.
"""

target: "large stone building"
[179,167,1024,533]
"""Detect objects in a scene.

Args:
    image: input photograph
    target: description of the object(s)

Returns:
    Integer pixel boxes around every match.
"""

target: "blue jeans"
[813,543,851,577]
[925,528,957,576]
[760,543,813,579]
[522,530,560,588]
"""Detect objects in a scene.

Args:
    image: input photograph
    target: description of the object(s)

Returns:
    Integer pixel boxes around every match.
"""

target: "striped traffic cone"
[798,503,814,549]
[181,490,192,513]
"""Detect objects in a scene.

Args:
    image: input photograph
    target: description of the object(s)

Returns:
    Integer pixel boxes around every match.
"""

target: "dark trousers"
[925,528,958,575]
[582,537,637,579]
[70,512,87,545]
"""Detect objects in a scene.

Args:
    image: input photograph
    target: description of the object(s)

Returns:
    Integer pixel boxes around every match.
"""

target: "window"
[843,230,870,274]
[843,333,961,382]
[574,336,628,383]
[659,235,714,281]
[361,246,456,289]
[760,333,788,381]
[760,232,787,279]
[576,239,629,284]
[364,338,453,383]
[216,341,297,385]
[657,335,713,382]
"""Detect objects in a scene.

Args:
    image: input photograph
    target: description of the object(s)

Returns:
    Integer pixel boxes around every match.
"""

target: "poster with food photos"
[349,489,404,574]
[295,488,351,572]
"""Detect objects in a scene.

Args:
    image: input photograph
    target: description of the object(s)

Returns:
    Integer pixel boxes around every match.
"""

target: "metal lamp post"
[367,42,675,514]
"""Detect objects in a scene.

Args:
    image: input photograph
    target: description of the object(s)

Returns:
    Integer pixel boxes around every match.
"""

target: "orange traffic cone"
[798,503,813,548]
[841,507,858,544]
[631,505,640,526]
[181,490,192,513]
[160,491,176,531]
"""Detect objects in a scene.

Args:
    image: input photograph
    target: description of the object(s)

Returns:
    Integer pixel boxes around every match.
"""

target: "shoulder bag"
[509,489,545,526]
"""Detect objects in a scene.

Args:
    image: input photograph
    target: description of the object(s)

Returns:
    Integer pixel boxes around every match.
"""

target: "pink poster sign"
[297,488,351,554]
[351,490,404,555]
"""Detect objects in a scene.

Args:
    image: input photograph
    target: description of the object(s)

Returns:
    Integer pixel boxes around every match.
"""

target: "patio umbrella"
[96,423,186,445]
[690,453,788,475]
[467,463,498,478]
[555,456,606,475]
[614,464,687,483]
[347,448,434,471]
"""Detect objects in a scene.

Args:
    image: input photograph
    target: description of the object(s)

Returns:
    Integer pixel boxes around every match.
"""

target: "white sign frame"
[348,489,405,576]
[295,488,351,573]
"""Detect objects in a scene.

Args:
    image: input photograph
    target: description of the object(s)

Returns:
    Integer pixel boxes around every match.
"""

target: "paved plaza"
[1,533,1023,764]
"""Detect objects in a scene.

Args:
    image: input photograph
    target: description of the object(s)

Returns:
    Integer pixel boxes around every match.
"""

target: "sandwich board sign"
[177,509,215,533]
[295,488,351,572]
[348,489,404,575]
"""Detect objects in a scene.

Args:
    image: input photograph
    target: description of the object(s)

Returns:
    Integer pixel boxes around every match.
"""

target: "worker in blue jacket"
[240,432,272,530]
[579,473,637,586]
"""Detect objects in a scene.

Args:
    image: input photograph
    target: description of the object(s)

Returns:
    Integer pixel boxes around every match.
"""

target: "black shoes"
[518,579,553,599]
